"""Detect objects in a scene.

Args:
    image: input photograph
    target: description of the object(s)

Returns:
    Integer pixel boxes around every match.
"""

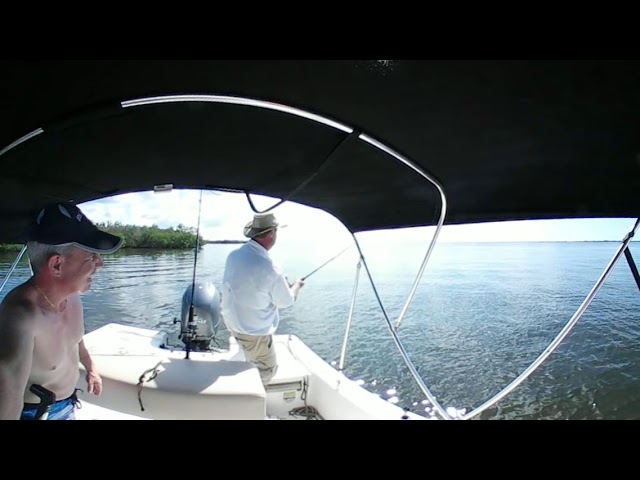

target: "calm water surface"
[2,241,639,420]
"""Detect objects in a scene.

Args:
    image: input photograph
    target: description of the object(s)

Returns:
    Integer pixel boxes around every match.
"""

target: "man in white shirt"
[221,212,304,385]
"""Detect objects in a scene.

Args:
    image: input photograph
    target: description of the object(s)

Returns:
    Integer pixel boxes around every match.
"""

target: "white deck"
[76,323,427,420]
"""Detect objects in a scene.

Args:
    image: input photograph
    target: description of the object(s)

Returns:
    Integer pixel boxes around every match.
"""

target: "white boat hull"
[75,323,428,420]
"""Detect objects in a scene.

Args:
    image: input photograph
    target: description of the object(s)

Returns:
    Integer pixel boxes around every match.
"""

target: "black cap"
[27,202,123,254]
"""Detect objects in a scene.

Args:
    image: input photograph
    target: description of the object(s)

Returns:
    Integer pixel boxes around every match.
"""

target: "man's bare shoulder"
[0,284,38,330]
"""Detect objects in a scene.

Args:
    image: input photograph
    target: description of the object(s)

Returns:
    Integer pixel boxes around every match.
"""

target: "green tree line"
[96,222,204,249]
[0,223,204,251]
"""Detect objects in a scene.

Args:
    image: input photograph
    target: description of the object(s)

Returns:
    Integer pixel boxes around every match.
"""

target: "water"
[2,241,639,420]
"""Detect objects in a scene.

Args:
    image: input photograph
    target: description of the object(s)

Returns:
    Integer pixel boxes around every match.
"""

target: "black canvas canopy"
[1,60,638,243]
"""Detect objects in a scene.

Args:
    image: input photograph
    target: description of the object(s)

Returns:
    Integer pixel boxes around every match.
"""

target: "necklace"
[34,283,61,311]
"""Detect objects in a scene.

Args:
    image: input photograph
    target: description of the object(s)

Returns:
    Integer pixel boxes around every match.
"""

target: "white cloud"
[80,190,638,250]
[80,190,354,249]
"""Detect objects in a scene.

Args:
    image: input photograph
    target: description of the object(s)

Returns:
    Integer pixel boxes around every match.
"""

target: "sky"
[78,189,639,249]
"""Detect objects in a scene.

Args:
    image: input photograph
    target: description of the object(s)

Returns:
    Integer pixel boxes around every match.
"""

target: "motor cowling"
[180,282,221,350]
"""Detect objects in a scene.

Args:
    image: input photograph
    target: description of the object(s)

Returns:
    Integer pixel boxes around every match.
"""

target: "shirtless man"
[0,202,123,420]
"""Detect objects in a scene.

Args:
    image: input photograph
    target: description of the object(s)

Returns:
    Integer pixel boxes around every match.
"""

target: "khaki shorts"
[232,332,278,385]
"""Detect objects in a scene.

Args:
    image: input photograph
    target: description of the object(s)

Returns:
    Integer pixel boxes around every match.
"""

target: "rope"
[288,377,323,420]
[136,360,163,411]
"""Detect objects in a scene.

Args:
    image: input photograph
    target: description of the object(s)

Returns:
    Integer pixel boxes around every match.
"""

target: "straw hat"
[243,213,286,238]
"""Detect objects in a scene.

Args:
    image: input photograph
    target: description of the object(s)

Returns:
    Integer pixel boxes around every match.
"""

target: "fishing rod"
[301,246,352,281]
[185,190,204,359]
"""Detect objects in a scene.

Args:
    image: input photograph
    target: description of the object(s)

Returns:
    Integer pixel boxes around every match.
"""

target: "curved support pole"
[623,222,640,292]
[351,233,452,420]
[357,134,447,332]
[0,129,43,158]
[0,244,28,294]
[338,259,362,371]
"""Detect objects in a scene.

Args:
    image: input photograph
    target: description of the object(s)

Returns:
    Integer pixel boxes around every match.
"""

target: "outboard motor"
[178,281,221,351]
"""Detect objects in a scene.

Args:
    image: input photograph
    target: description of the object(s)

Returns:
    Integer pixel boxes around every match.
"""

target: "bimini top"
[0,60,639,243]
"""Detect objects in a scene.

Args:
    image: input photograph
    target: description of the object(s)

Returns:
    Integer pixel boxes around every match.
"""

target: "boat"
[1,60,639,420]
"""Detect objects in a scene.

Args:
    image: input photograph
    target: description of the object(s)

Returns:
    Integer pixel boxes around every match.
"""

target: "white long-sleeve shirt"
[221,240,296,336]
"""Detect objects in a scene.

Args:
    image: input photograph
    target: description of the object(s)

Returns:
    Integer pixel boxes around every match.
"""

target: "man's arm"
[271,274,304,309]
[288,280,304,301]
[79,339,102,396]
[0,303,36,419]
